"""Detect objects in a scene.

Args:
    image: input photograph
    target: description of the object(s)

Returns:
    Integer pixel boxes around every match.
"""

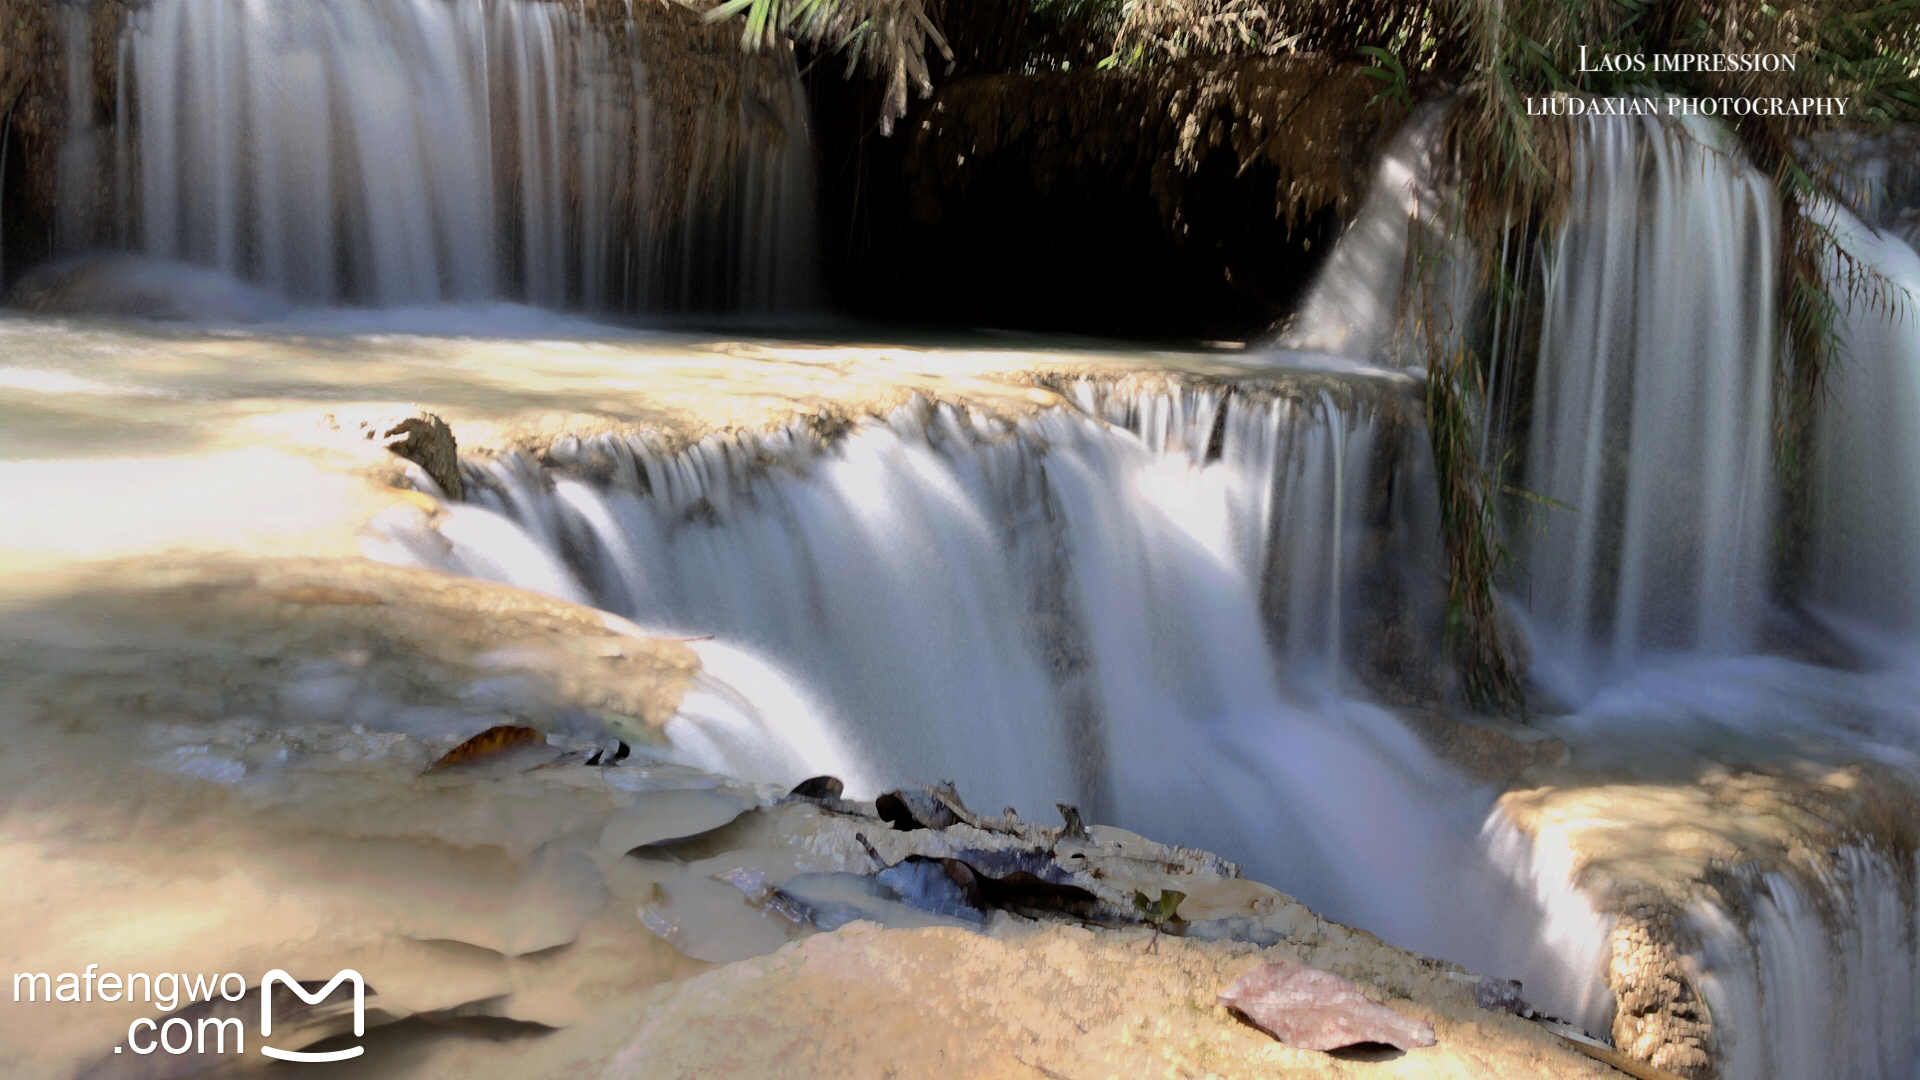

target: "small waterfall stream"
[66,0,817,311]
[1814,204,1920,640]
[1484,113,1920,1079]
[1514,115,1778,699]
[1697,848,1920,1080]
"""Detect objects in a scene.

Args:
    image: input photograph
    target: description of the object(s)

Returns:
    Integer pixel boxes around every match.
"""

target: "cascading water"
[1696,848,1920,1080]
[67,0,816,311]
[1276,103,1469,369]
[1513,114,1779,699]
[6,0,1920,1068]
[1472,112,1920,1079]
[329,102,1920,1076]
[1813,206,1920,640]
[370,375,1567,999]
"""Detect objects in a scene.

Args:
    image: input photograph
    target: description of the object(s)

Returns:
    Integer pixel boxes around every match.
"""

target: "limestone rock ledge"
[0,553,1612,1080]
[575,919,1616,1080]
[1496,763,1920,1080]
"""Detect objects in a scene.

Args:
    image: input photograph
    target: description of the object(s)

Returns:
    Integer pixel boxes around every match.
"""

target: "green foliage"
[1133,888,1185,924]
[1357,45,1409,110]
[1133,888,1186,952]
[703,0,952,132]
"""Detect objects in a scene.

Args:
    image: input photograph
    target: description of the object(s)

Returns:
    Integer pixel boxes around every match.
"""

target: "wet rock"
[1492,763,1920,1080]
[7,254,293,322]
[367,409,464,500]
[599,788,755,856]
[874,858,988,923]
[788,775,843,800]
[1055,802,1091,839]
[1605,901,1713,1078]
[770,872,981,931]
[875,787,960,831]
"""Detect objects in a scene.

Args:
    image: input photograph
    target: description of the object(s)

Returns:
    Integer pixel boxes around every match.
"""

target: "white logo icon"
[259,969,365,1062]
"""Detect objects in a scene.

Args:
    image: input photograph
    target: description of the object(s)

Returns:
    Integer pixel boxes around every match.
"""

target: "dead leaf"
[1218,959,1436,1053]
[428,725,546,770]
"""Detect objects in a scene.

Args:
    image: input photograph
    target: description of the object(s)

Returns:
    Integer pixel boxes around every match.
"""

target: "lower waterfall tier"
[2,308,1916,1079]
[377,374,1508,963]
[371,373,1920,1080]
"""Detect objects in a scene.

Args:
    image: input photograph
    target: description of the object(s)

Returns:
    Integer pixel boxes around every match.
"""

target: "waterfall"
[1275,104,1467,368]
[1695,848,1920,1080]
[1514,115,1778,699]
[369,377,1547,981]
[81,0,816,311]
[1812,208,1920,640]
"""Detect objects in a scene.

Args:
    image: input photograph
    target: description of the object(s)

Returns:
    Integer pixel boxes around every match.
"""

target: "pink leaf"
[1218,959,1437,1053]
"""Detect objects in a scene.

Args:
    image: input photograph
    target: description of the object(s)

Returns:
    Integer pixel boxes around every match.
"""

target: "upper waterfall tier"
[57,0,817,311]
[1511,114,1779,697]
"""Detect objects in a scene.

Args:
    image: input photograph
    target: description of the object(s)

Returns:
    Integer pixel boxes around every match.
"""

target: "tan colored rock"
[1496,764,1920,1079]
[593,920,1611,1080]
[0,555,699,743]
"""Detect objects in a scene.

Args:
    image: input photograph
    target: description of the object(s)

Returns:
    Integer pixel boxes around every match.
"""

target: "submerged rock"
[772,872,983,931]
[876,787,962,830]
[7,254,292,322]
[599,788,754,855]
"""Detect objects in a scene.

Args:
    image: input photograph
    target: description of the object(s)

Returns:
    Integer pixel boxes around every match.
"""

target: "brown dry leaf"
[429,724,547,770]
[1218,959,1436,1053]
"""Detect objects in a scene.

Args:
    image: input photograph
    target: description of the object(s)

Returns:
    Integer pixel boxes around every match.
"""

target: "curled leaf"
[1133,888,1186,925]
[427,724,547,770]
[1219,959,1436,1053]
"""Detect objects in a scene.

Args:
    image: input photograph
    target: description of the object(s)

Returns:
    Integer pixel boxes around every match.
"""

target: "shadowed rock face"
[7,255,293,322]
